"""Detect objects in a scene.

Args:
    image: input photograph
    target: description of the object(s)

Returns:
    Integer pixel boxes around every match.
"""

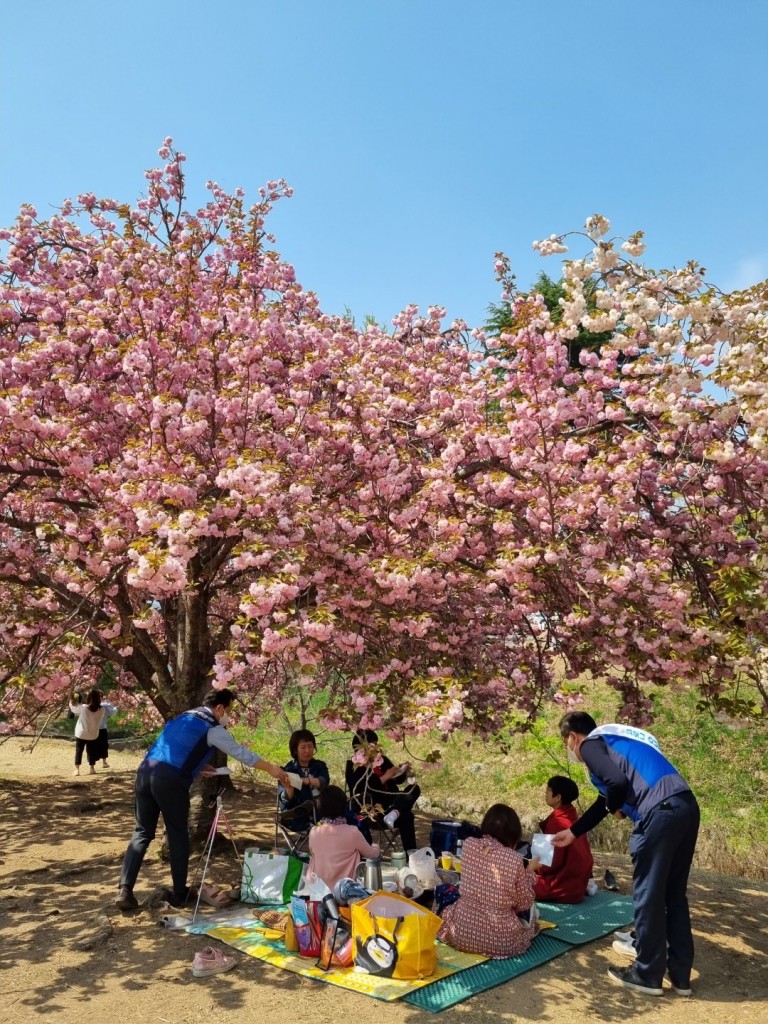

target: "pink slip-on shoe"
[191,946,236,978]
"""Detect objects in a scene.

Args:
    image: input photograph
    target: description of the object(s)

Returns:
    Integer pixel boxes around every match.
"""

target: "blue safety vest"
[584,727,690,823]
[141,706,216,782]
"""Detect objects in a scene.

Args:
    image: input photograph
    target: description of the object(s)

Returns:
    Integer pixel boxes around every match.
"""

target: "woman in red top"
[534,776,594,904]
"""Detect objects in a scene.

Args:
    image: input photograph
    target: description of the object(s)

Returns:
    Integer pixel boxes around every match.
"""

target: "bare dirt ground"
[0,737,766,1024]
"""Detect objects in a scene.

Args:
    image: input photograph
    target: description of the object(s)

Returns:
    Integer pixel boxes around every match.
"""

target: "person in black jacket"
[347,729,421,851]
[278,729,330,832]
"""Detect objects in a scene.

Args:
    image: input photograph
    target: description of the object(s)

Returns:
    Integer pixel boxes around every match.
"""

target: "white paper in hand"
[530,833,555,867]
[214,766,232,775]
[286,771,303,789]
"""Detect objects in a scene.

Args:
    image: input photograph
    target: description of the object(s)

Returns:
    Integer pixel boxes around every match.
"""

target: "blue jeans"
[629,791,700,986]
[119,770,191,898]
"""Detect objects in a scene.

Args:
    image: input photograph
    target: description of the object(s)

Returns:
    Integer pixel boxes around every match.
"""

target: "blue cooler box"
[429,820,462,856]
[429,819,483,857]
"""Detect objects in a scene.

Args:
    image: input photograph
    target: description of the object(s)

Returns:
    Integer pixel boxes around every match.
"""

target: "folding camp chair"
[274,787,316,855]
[345,759,403,856]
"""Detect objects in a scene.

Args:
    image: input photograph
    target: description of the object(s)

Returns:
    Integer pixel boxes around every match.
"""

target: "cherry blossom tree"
[1,149,767,739]
[0,142,543,733]
[484,217,768,720]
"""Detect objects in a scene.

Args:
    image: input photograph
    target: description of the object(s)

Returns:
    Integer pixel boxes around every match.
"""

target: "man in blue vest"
[552,712,700,997]
[115,688,289,911]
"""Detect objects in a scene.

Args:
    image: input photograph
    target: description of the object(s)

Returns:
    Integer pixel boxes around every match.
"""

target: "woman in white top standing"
[69,689,104,776]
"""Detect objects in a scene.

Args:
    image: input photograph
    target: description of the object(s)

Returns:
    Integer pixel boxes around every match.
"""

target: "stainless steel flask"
[363,857,383,891]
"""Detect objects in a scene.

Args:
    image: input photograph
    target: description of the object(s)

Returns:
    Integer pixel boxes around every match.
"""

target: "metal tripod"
[191,790,241,922]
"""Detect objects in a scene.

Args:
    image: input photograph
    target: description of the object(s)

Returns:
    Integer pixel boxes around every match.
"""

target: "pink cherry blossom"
[1,150,767,737]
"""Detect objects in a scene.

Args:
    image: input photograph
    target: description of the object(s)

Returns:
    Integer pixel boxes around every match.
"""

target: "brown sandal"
[198,884,233,909]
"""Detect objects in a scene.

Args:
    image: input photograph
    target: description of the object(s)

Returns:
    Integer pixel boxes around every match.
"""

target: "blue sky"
[2,1,766,330]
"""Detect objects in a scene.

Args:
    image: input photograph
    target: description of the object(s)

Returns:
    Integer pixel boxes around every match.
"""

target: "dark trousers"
[345,809,374,844]
[94,729,109,761]
[630,791,700,987]
[74,737,99,767]
[119,771,191,898]
[382,785,421,852]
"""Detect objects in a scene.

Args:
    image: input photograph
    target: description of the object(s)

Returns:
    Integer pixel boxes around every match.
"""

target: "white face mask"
[218,712,231,729]
[565,736,582,764]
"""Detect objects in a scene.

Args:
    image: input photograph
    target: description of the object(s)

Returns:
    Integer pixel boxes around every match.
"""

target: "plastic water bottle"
[455,839,463,860]
[586,878,598,897]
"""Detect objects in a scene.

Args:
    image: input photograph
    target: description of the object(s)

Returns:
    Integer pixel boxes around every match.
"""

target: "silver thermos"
[363,856,383,891]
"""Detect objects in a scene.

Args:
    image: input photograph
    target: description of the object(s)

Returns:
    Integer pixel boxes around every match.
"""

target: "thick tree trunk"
[188,747,234,849]
[155,582,229,863]
[175,587,212,710]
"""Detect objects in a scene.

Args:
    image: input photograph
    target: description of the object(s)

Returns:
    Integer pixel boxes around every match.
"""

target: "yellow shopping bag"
[350,891,441,979]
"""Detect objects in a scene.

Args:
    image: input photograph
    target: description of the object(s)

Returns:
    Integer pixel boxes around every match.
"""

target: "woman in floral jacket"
[438,803,540,958]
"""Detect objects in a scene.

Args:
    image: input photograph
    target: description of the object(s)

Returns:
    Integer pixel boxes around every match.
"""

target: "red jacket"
[533,804,594,904]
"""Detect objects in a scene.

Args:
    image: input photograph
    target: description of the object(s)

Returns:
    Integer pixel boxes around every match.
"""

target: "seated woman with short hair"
[308,786,381,890]
[437,803,541,958]
[278,729,330,832]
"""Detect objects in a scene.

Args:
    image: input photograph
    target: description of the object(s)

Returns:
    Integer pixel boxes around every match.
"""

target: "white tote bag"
[241,848,306,904]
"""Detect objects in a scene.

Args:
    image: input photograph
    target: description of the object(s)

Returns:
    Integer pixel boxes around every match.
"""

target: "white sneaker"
[382,810,400,829]
[89,766,96,775]
[612,937,638,959]
[73,768,80,776]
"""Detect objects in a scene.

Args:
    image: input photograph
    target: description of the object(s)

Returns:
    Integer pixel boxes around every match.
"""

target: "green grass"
[231,681,768,880]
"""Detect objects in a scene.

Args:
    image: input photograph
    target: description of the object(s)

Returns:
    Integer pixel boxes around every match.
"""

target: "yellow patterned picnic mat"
[186,911,487,1001]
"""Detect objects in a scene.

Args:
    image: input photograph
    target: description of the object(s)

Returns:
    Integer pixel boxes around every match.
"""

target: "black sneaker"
[115,885,139,911]
[667,974,693,997]
[160,886,194,908]
[607,965,663,996]
[604,869,620,892]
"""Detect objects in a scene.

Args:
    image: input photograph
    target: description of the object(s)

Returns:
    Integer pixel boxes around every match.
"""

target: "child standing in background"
[533,776,594,903]
[95,694,118,768]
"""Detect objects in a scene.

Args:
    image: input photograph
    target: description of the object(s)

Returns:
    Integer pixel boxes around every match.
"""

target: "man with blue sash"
[115,688,289,911]
[552,712,700,997]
